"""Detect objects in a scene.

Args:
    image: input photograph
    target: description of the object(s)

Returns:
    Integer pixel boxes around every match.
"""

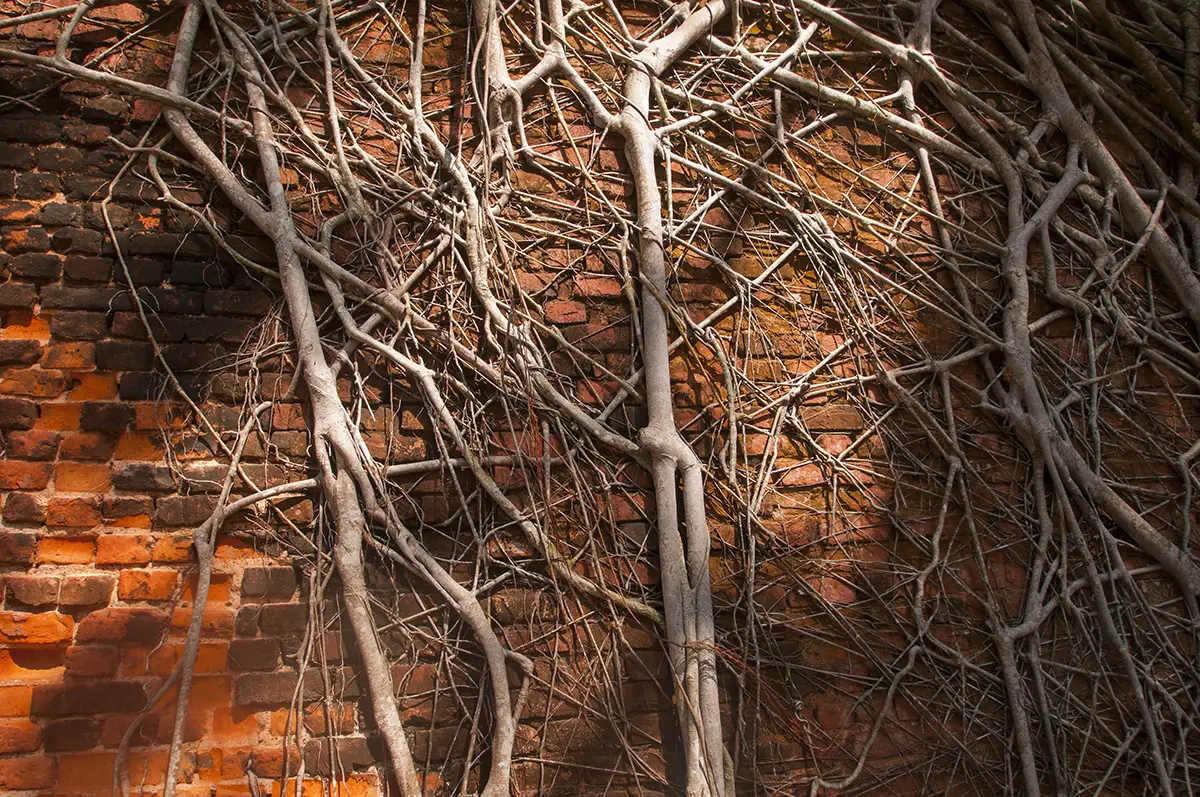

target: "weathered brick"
[0,396,37,429]
[63,646,119,678]
[0,755,54,789]
[58,574,114,606]
[79,400,134,430]
[0,460,52,489]
[40,203,80,226]
[0,338,41,364]
[0,532,36,563]
[227,638,281,671]
[36,147,83,172]
[2,225,49,252]
[3,492,46,524]
[45,497,102,527]
[303,737,376,775]
[0,118,60,143]
[95,340,153,371]
[59,431,115,461]
[0,366,67,397]
[4,575,59,607]
[41,341,94,369]
[31,681,147,716]
[0,611,73,644]
[15,172,58,199]
[41,285,122,311]
[0,279,35,308]
[112,461,175,493]
[118,569,179,601]
[235,605,260,636]
[43,717,101,752]
[0,719,41,754]
[0,144,33,169]
[5,429,58,459]
[204,290,273,315]
[129,232,213,258]
[75,607,167,645]
[801,404,865,431]
[53,461,110,492]
[241,567,297,599]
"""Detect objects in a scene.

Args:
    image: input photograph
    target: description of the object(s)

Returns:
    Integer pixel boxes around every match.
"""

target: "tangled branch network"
[2,0,1199,794]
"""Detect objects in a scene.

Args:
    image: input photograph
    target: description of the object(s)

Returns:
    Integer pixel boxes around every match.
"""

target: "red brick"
[118,568,179,601]
[0,460,53,489]
[0,611,73,644]
[45,496,102,527]
[576,275,623,296]
[58,574,114,606]
[0,719,41,753]
[96,533,153,564]
[64,645,119,677]
[545,299,588,324]
[5,429,59,459]
[2,492,46,523]
[0,755,54,789]
[0,367,68,397]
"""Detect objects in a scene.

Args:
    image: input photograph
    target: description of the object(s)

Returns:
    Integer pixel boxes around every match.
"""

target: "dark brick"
[0,339,41,364]
[129,233,213,258]
[40,203,80,227]
[121,371,206,401]
[162,343,227,371]
[113,462,174,492]
[0,531,36,563]
[235,606,260,636]
[136,288,203,314]
[58,574,114,606]
[181,317,256,343]
[40,285,122,310]
[15,172,58,199]
[111,312,184,342]
[241,567,297,599]
[95,340,152,371]
[170,261,231,286]
[233,672,301,707]
[3,493,46,524]
[9,253,61,280]
[259,603,307,634]
[304,737,375,775]
[0,118,60,144]
[6,430,58,460]
[123,258,165,285]
[36,147,83,172]
[204,290,273,316]
[0,201,38,223]
[31,681,147,716]
[49,311,107,340]
[80,402,134,431]
[43,718,102,752]
[0,144,33,169]
[62,256,112,282]
[0,397,37,429]
[0,280,36,308]
[51,228,104,255]
[154,495,217,526]
[227,638,280,671]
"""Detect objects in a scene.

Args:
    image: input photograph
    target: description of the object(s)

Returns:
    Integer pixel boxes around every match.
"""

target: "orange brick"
[0,755,54,790]
[0,460,52,489]
[0,611,73,644]
[34,401,82,430]
[36,536,95,565]
[54,461,111,493]
[0,719,41,754]
[41,342,94,369]
[118,568,179,601]
[68,372,119,400]
[0,686,32,717]
[96,533,153,564]
[1,311,49,340]
[0,650,66,682]
[113,431,164,459]
[152,533,193,562]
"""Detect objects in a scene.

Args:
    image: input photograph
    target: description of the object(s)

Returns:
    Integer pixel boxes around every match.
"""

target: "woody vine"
[1,0,1199,795]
